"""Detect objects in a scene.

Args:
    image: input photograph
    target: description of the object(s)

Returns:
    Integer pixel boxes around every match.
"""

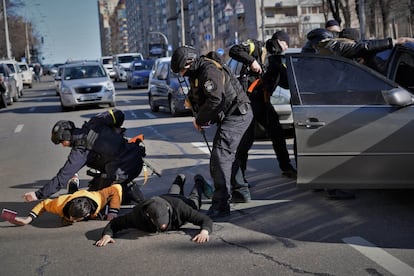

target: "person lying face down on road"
[11,184,122,226]
[95,174,214,246]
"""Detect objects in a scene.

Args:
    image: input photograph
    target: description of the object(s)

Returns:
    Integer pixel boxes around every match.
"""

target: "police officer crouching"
[170,46,253,218]
[23,109,145,205]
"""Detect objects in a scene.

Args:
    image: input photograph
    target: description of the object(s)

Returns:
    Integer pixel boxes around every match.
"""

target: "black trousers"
[235,95,292,180]
[210,106,253,208]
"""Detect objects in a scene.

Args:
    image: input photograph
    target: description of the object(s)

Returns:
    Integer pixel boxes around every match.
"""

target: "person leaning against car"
[229,30,297,192]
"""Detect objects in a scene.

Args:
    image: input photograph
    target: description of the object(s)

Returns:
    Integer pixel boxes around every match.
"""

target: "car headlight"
[104,82,115,92]
[61,86,71,94]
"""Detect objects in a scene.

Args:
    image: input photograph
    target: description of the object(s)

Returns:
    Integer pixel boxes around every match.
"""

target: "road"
[0,77,413,276]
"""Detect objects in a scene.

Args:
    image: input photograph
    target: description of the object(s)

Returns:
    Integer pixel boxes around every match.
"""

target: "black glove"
[135,139,146,157]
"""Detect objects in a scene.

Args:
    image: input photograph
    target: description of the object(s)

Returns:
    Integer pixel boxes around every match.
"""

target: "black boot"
[168,174,186,195]
[123,182,145,205]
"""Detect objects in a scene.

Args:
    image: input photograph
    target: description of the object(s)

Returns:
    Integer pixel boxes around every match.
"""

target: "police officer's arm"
[34,148,88,200]
[229,40,262,73]
[229,42,256,65]
[195,65,225,126]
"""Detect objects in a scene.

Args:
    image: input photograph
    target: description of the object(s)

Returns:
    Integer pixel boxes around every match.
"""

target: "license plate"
[80,95,98,101]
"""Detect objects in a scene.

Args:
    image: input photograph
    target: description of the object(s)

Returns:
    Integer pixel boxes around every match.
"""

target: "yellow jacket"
[29,184,122,220]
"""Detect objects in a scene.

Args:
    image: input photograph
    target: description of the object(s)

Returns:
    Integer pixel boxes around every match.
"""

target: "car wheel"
[149,94,159,112]
[0,93,7,108]
[60,100,71,112]
[12,93,18,102]
[169,97,178,116]
[7,95,13,105]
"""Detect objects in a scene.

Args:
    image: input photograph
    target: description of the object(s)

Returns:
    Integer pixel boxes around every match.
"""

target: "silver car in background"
[55,61,116,111]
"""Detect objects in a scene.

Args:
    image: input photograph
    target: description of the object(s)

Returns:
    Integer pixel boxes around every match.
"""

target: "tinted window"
[290,56,395,105]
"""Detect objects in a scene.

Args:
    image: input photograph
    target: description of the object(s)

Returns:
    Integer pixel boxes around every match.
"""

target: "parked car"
[49,63,63,76]
[126,59,154,89]
[285,43,414,189]
[0,62,19,103]
[148,57,191,116]
[113,53,144,82]
[55,61,116,111]
[1,59,23,98]
[100,56,116,79]
[18,61,33,88]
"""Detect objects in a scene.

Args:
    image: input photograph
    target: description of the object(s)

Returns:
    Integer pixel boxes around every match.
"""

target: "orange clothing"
[29,184,122,220]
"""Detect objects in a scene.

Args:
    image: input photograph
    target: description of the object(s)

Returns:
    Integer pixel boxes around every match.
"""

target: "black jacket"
[101,194,213,237]
[186,57,250,125]
[36,128,143,199]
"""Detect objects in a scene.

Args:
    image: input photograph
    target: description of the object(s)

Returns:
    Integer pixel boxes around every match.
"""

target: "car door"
[286,54,414,189]
[151,61,170,106]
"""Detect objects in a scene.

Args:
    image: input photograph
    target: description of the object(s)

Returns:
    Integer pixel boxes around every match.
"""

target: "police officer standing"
[23,109,145,205]
[229,31,297,187]
[170,46,253,218]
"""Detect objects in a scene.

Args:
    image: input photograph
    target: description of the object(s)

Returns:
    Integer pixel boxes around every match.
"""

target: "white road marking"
[191,142,211,154]
[29,107,36,112]
[14,124,24,133]
[343,236,414,276]
[144,112,157,119]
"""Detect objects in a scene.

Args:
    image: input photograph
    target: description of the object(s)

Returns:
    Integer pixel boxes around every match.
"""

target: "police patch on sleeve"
[204,79,216,92]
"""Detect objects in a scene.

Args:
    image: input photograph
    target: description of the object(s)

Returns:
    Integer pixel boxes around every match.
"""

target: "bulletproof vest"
[201,57,249,117]
[72,112,126,161]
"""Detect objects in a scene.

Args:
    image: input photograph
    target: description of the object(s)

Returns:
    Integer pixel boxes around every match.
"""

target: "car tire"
[0,93,7,108]
[169,96,178,116]
[149,94,159,112]
[60,100,71,112]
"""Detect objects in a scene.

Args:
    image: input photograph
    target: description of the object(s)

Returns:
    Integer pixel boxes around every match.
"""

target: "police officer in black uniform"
[170,46,253,218]
[229,31,297,187]
[23,109,145,205]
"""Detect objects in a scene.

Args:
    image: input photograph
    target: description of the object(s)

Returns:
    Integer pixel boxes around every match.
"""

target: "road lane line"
[14,124,24,133]
[343,236,414,276]
[144,112,156,119]
[191,142,211,154]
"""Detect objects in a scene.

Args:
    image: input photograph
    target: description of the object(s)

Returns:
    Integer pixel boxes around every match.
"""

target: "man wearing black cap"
[95,174,214,246]
[325,19,341,34]
[228,30,297,196]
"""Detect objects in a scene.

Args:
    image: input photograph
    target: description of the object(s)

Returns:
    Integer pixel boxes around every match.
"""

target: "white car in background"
[1,59,24,97]
[55,61,116,111]
[113,52,144,82]
[18,61,33,88]
[100,56,116,78]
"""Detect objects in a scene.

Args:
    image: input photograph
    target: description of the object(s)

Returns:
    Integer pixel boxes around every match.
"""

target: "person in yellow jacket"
[11,184,122,226]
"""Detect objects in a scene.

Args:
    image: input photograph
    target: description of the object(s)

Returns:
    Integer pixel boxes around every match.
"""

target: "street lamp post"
[149,31,169,57]
[2,0,12,59]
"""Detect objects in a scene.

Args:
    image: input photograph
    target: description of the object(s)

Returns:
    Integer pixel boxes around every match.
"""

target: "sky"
[18,0,101,64]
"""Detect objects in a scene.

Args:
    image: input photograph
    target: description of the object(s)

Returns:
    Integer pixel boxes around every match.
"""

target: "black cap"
[307,28,334,45]
[271,30,290,45]
[51,120,75,144]
[145,197,171,231]
[325,19,340,28]
[340,28,360,41]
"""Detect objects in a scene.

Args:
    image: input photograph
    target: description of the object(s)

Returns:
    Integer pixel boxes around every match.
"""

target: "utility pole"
[210,0,215,50]
[180,0,185,45]
[2,0,12,59]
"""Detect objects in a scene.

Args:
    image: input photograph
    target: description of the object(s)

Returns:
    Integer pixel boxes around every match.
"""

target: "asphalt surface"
[1,77,413,276]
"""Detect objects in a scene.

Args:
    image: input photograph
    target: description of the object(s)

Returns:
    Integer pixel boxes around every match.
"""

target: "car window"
[156,62,169,80]
[289,56,396,105]
[392,51,414,93]
[63,65,105,80]
[6,64,16,73]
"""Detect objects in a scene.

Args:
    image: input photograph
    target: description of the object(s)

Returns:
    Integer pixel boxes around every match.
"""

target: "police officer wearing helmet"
[23,109,145,205]
[229,31,297,190]
[170,46,253,218]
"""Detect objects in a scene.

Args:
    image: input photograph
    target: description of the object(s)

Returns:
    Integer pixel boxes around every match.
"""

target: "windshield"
[63,65,106,80]
[118,55,142,63]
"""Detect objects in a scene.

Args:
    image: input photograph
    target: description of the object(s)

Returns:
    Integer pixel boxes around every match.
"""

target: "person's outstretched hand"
[23,192,38,202]
[192,229,210,243]
[95,235,115,247]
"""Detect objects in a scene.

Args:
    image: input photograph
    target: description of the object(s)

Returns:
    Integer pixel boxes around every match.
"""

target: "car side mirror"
[382,87,414,106]
[55,75,62,81]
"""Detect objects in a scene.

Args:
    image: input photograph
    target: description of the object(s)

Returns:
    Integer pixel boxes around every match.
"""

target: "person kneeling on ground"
[11,184,122,226]
[95,174,213,246]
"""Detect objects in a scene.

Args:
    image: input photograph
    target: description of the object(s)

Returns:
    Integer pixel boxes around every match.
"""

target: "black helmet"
[51,120,75,144]
[307,28,334,45]
[171,45,197,73]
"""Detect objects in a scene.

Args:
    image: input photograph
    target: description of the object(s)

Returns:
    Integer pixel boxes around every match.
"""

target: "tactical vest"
[72,109,126,163]
[190,57,249,121]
